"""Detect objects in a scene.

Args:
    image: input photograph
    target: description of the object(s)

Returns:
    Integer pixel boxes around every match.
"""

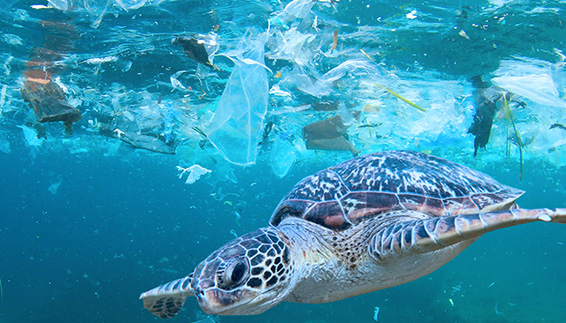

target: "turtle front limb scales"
[368,208,566,263]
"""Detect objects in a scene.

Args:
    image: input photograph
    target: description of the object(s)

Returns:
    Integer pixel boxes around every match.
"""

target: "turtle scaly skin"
[140,151,566,317]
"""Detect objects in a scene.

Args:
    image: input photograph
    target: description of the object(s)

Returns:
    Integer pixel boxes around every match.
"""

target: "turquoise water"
[1,0,565,322]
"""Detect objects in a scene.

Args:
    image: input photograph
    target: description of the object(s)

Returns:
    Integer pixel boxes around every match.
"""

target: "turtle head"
[191,227,294,315]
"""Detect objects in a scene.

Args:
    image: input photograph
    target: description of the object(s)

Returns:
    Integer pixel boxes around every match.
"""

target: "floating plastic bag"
[48,179,63,194]
[18,125,44,147]
[492,58,566,108]
[177,165,211,184]
[277,0,316,21]
[206,33,269,166]
[0,138,11,154]
[270,139,296,178]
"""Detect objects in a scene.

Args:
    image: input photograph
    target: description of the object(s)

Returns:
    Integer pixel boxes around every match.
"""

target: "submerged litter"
[18,125,44,147]
[0,139,11,154]
[468,76,500,157]
[21,80,82,135]
[373,306,380,321]
[206,32,269,166]
[375,83,426,112]
[502,93,524,180]
[492,57,566,108]
[303,115,360,157]
[177,165,211,184]
[173,35,219,67]
[270,139,296,178]
[48,179,63,195]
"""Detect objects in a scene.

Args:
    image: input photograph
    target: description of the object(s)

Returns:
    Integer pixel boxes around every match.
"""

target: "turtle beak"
[196,288,252,315]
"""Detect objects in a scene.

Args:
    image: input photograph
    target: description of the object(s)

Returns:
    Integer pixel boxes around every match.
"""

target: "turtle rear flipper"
[369,208,566,262]
[139,275,194,319]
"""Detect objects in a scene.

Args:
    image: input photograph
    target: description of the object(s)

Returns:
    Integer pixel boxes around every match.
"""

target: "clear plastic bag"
[206,33,269,166]
[492,57,566,108]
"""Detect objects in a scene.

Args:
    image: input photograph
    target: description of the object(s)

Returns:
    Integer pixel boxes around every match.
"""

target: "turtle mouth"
[196,289,253,315]
[196,287,276,315]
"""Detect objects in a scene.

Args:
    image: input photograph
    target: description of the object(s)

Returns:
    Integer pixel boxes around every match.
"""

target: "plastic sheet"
[20,80,82,135]
[270,139,296,178]
[468,76,500,156]
[47,0,166,28]
[275,0,316,22]
[48,179,63,194]
[269,28,318,66]
[303,115,360,156]
[279,60,380,98]
[492,58,566,108]
[177,165,211,184]
[206,33,269,166]
[0,138,11,154]
[18,125,44,147]
[173,35,219,66]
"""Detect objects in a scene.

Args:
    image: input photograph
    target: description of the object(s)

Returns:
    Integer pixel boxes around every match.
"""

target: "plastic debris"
[406,9,417,19]
[259,121,274,146]
[102,123,176,154]
[18,125,44,147]
[492,57,566,108]
[170,70,190,90]
[0,84,7,116]
[375,83,426,112]
[177,165,211,184]
[48,179,63,194]
[284,60,379,98]
[84,56,118,65]
[47,0,167,28]
[173,36,213,66]
[502,93,524,180]
[20,80,82,135]
[277,0,316,21]
[270,139,296,178]
[373,306,380,321]
[331,30,338,50]
[468,76,501,156]
[303,114,360,156]
[458,30,470,40]
[206,32,269,166]
[0,139,10,154]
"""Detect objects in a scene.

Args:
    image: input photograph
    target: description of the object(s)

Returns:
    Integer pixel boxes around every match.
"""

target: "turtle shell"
[270,150,524,231]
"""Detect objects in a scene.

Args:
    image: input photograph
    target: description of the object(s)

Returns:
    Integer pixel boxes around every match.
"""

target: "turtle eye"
[230,261,247,283]
[218,258,249,289]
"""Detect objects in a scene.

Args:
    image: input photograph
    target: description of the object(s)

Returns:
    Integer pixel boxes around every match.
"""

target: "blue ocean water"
[1,0,566,322]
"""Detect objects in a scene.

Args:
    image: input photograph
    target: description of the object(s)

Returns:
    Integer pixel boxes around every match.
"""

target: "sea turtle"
[140,150,566,318]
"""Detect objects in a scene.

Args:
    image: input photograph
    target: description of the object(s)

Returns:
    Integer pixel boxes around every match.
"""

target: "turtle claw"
[538,213,552,222]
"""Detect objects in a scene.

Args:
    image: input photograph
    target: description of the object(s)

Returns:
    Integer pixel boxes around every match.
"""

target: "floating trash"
[177,165,211,184]
[206,32,269,166]
[48,179,63,195]
[373,306,380,322]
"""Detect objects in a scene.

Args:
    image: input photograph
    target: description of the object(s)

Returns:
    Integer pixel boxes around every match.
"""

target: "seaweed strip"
[503,93,524,180]
[375,83,426,112]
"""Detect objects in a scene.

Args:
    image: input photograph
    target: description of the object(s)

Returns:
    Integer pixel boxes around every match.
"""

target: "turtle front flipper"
[369,208,566,262]
[140,274,194,319]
